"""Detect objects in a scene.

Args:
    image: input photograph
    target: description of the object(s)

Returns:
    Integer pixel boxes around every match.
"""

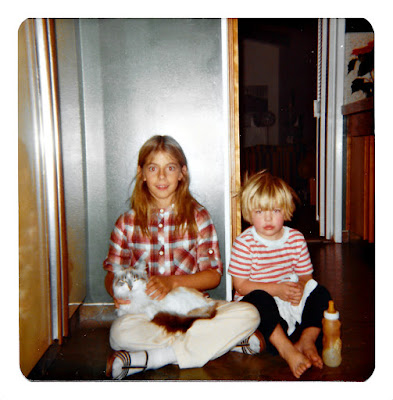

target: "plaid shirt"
[103,203,223,278]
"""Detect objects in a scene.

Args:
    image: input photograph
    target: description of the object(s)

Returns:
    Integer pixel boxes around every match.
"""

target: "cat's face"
[113,267,148,301]
[114,271,144,291]
[113,277,132,298]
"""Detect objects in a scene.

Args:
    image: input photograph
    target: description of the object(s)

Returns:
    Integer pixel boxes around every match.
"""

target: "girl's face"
[251,207,285,241]
[140,151,186,208]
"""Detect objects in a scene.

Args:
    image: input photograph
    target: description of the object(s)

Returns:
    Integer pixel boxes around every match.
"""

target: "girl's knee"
[109,314,150,350]
[109,320,124,350]
[109,316,130,349]
[224,301,260,328]
[239,301,260,325]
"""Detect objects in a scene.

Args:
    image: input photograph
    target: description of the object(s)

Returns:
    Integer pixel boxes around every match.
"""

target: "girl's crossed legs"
[108,300,260,378]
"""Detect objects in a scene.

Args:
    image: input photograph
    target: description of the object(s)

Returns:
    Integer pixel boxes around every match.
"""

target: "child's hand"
[276,282,302,305]
[113,297,131,309]
[146,275,175,300]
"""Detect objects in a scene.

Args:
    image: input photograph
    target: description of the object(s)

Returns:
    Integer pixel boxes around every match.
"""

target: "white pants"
[109,300,260,369]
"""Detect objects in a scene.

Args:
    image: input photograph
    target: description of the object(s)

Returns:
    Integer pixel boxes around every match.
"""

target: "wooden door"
[19,19,70,376]
[19,20,53,376]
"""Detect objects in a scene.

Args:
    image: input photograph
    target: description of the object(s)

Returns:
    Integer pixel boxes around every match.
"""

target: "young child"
[228,170,331,379]
[103,135,260,379]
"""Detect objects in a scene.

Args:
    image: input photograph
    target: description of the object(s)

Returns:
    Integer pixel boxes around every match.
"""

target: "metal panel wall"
[56,19,88,314]
[74,19,228,302]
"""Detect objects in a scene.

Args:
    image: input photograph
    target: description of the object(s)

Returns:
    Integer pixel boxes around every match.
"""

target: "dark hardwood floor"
[28,241,375,382]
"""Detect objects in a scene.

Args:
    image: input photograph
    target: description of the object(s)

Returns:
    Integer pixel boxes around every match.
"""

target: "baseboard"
[78,303,117,329]
[342,230,350,243]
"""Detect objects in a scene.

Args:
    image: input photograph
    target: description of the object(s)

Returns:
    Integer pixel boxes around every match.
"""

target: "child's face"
[140,151,186,208]
[251,207,285,241]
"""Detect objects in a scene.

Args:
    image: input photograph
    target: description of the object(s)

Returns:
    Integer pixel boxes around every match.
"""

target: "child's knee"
[320,285,332,301]
[315,284,332,307]
[244,289,277,310]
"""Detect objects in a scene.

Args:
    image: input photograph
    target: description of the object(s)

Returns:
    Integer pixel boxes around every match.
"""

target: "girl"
[228,170,331,379]
[103,135,260,379]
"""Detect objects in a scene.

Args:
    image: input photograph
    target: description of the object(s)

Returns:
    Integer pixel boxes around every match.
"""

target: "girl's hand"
[276,282,302,305]
[145,275,176,300]
[113,297,131,309]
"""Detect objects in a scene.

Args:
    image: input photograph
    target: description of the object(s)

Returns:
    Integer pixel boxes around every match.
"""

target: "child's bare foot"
[281,345,312,378]
[269,324,312,378]
[294,327,323,369]
[295,339,323,369]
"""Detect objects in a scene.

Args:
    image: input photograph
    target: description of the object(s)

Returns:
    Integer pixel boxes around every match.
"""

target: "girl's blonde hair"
[130,135,199,236]
[241,170,299,223]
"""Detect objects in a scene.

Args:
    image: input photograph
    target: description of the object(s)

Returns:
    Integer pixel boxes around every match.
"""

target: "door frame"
[32,18,69,340]
[229,18,346,244]
[224,18,241,300]
[317,18,346,242]
[227,18,241,244]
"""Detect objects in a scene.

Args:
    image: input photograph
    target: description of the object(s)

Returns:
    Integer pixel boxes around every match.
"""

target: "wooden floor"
[28,241,375,382]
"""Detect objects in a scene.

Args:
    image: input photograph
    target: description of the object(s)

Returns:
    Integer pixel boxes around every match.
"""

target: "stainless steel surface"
[56,19,88,310]
[58,19,228,301]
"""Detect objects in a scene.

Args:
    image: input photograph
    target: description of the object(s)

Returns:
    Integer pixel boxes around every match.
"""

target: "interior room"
[238,18,320,237]
[19,18,375,383]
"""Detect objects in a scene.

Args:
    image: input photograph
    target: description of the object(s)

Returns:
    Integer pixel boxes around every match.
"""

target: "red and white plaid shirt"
[103,202,223,278]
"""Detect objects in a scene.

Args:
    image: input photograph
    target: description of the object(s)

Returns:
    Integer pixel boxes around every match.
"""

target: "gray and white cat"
[112,262,217,333]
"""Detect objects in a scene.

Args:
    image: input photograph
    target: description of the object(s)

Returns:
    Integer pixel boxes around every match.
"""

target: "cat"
[112,262,218,334]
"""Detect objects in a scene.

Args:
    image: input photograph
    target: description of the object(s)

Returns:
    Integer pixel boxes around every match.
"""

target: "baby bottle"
[322,300,342,367]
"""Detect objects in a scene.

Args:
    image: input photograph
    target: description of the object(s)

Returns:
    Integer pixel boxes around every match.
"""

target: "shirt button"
[208,249,214,255]
[159,250,164,256]
[160,209,164,214]
[158,223,163,228]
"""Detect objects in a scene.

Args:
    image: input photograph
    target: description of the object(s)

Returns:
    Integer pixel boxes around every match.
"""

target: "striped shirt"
[103,202,223,278]
[228,226,313,301]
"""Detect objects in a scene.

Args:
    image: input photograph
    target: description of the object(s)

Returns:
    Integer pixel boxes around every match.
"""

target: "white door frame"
[317,18,346,243]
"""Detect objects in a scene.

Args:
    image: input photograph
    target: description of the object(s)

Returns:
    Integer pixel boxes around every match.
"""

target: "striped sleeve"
[293,234,313,276]
[228,234,253,279]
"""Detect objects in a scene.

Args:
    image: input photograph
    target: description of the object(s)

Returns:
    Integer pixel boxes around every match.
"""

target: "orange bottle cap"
[324,300,339,320]
[328,300,336,313]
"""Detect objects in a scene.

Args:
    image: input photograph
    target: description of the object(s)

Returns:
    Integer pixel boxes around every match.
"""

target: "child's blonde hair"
[241,170,299,223]
[130,135,199,236]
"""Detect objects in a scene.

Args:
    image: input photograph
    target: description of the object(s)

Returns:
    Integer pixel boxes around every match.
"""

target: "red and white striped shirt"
[228,226,313,301]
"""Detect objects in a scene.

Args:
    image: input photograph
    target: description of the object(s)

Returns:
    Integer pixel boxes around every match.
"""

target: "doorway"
[238,19,319,239]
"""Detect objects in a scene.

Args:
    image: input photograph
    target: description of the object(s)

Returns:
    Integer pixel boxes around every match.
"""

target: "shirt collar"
[251,225,290,248]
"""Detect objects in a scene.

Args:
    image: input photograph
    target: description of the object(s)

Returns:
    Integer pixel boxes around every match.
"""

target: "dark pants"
[241,284,331,354]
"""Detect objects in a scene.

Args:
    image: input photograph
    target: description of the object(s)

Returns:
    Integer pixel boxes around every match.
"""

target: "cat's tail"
[186,303,218,319]
[151,304,217,334]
